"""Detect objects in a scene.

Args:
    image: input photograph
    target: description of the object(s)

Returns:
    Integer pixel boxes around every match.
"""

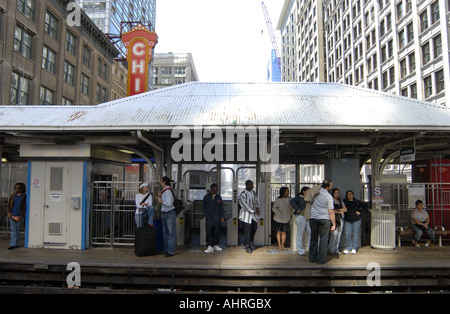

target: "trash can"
[370,209,397,249]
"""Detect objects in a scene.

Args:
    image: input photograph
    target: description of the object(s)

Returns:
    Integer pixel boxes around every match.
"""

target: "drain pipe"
[136,130,163,153]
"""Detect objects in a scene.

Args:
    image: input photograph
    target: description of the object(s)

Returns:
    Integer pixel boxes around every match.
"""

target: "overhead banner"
[121,24,158,96]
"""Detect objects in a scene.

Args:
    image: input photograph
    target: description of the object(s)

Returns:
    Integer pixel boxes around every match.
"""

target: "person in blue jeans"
[7,182,26,250]
[342,190,367,254]
[158,176,176,257]
[290,186,311,256]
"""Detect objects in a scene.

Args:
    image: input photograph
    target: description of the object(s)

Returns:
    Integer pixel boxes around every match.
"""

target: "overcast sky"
[154,0,284,82]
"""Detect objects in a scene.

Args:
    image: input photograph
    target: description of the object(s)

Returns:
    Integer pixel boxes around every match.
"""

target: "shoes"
[351,249,357,254]
[7,246,18,250]
[205,245,222,253]
[413,240,420,248]
[246,247,253,253]
[164,253,174,257]
[343,250,349,254]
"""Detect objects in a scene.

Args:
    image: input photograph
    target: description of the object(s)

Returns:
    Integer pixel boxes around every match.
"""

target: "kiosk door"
[43,162,69,244]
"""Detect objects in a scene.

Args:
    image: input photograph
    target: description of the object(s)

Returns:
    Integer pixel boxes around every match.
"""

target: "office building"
[0,0,119,106]
[324,0,450,106]
[277,0,327,83]
[277,0,450,106]
[153,53,199,89]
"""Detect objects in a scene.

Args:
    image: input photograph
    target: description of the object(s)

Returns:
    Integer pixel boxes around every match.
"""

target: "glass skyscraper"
[76,0,156,57]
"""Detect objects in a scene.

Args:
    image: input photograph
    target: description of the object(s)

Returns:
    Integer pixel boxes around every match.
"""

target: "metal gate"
[91,181,140,246]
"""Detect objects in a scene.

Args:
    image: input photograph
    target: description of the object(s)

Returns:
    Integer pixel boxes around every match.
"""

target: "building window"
[433,35,442,58]
[406,22,414,43]
[405,0,412,13]
[65,31,77,55]
[431,1,439,24]
[423,75,432,98]
[14,24,33,59]
[10,72,30,105]
[422,42,430,65]
[161,67,172,75]
[98,59,107,80]
[389,66,395,85]
[82,45,91,67]
[39,86,54,105]
[81,73,89,95]
[44,11,58,40]
[63,61,75,85]
[17,0,35,21]
[410,83,417,99]
[175,67,186,75]
[62,97,73,106]
[420,10,428,32]
[382,71,388,89]
[408,52,415,72]
[400,58,407,78]
[42,46,56,74]
[398,29,405,49]
[396,2,403,20]
[401,87,408,97]
[381,45,387,63]
[435,69,444,94]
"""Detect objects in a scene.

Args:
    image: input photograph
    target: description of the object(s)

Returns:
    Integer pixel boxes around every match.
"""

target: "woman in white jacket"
[135,182,154,227]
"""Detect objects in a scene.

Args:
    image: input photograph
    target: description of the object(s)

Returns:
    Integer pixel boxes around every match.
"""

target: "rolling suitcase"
[154,218,164,253]
[135,225,157,256]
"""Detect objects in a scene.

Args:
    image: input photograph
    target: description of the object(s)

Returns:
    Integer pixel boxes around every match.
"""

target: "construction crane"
[261,1,281,73]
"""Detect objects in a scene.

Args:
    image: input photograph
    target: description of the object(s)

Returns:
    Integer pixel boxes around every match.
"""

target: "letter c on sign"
[132,42,145,57]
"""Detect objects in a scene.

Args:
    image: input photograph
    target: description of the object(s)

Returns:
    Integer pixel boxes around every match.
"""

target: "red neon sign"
[122,24,158,96]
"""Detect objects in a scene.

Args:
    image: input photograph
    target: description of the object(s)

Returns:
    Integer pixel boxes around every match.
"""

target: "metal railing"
[379,183,450,231]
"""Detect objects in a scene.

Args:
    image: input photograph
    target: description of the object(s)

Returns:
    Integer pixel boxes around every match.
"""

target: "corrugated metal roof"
[0,82,449,131]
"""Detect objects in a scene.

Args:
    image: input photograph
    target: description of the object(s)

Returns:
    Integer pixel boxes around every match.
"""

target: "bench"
[396,226,449,247]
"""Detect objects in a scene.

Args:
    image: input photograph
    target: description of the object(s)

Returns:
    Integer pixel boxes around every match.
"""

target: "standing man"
[238,180,261,253]
[158,176,176,257]
[309,180,336,264]
[203,183,225,253]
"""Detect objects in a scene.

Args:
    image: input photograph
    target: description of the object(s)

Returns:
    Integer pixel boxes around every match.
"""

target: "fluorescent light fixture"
[118,149,135,154]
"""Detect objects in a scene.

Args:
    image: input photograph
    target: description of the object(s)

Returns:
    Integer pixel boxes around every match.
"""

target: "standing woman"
[7,182,26,250]
[290,186,311,256]
[328,188,347,255]
[272,187,292,251]
[342,190,367,254]
[135,182,154,227]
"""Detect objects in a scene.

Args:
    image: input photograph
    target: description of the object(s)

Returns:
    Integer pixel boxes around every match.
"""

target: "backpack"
[171,190,184,215]
[162,188,184,215]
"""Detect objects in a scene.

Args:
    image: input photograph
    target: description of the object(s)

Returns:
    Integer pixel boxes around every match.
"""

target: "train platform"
[0,233,449,294]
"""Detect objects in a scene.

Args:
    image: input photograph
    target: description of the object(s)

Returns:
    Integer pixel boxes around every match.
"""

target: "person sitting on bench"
[411,200,435,248]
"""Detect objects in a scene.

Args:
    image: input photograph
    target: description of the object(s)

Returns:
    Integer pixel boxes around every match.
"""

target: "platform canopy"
[1,82,450,164]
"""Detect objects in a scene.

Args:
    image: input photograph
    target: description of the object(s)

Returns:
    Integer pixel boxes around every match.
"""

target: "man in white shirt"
[238,180,260,253]
[158,176,176,257]
[309,180,336,264]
